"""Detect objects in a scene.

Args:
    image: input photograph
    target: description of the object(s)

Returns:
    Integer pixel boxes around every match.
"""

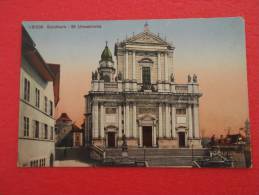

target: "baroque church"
[85,23,202,150]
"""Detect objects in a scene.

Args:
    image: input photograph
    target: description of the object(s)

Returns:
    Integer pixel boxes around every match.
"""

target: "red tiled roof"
[22,26,60,106]
[57,113,72,122]
[48,63,60,106]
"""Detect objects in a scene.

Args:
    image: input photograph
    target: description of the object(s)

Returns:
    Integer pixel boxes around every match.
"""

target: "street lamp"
[190,140,194,162]
[143,146,146,162]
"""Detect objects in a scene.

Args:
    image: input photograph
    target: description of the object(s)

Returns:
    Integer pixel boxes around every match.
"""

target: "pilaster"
[158,103,163,138]
[188,105,193,138]
[100,103,104,138]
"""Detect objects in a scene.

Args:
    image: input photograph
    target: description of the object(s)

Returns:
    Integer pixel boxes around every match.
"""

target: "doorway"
[107,132,116,147]
[142,126,152,147]
[178,132,185,147]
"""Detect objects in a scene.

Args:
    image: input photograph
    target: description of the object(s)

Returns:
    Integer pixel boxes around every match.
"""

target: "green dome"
[101,43,113,62]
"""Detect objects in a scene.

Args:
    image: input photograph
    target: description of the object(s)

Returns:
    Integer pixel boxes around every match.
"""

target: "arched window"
[139,58,153,90]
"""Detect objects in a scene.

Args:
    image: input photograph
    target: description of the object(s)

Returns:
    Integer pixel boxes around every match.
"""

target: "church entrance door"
[142,126,152,147]
[107,132,116,147]
[178,132,185,147]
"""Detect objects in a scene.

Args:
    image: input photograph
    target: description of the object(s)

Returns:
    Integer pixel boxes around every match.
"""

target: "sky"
[23,18,249,137]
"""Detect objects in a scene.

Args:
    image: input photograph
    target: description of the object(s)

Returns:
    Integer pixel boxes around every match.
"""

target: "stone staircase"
[104,148,209,167]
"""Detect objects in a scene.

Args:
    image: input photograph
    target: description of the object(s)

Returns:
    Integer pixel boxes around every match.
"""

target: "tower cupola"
[98,41,115,82]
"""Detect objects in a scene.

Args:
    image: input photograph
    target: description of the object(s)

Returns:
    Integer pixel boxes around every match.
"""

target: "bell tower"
[98,41,116,82]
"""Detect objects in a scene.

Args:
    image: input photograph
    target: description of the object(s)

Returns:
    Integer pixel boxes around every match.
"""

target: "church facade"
[85,24,202,149]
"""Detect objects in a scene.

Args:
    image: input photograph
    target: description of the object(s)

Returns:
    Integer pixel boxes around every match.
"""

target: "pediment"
[126,31,169,45]
[138,114,156,121]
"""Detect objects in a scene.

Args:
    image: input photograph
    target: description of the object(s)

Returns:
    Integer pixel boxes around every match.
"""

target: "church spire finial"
[105,40,108,47]
[144,21,149,32]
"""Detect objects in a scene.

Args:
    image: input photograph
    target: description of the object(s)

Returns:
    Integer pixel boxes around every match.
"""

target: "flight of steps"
[105,148,209,167]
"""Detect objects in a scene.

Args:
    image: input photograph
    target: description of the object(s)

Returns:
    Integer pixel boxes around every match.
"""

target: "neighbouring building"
[55,113,84,147]
[72,124,84,147]
[18,26,60,167]
[85,23,202,150]
[55,113,73,146]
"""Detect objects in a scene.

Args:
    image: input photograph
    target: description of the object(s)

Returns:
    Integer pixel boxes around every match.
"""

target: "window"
[35,88,40,108]
[105,107,116,114]
[23,116,29,137]
[176,108,186,115]
[44,96,48,113]
[23,78,30,101]
[49,101,53,116]
[34,120,39,138]
[50,126,54,140]
[142,67,151,85]
[75,134,80,146]
[44,124,48,139]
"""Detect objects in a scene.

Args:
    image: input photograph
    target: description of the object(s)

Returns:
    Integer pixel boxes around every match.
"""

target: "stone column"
[92,102,99,138]
[139,125,143,147]
[125,50,128,80]
[118,104,122,138]
[193,104,200,138]
[165,103,170,138]
[125,103,130,137]
[132,103,137,138]
[164,52,168,81]
[153,125,157,147]
[100,103,104,138]
[157,52,161,81]
[171,105,176,138]
[158,103,163,138]
[132,50,136,80]
[188,105,193,138]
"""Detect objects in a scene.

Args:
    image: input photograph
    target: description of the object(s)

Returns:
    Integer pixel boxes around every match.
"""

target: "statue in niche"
[188,74,192,83]
[92,72,95,80]
[121,131,128,152]
[94,70,98,80]
[92,71,98,80]
[170,73,175,82]
[151,84,155,91]
[117,71,122,80]
[193,74,198,83]
[99,72,104,80]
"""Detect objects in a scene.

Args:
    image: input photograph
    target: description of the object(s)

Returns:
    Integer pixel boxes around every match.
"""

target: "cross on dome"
[144,21,149,32]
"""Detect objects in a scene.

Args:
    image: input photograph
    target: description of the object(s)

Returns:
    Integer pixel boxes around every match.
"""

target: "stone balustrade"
[91,80,200,94]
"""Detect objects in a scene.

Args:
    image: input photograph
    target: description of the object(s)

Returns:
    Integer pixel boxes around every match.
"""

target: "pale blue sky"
[23,18,248,136]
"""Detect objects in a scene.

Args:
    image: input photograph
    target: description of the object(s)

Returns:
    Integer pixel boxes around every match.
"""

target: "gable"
[126,31,170,45]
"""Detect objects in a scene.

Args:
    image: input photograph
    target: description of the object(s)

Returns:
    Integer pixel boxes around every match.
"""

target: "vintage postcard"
[18,18,251,168]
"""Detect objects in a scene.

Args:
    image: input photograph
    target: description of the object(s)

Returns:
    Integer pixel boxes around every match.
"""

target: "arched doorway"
[50,153,54,167]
